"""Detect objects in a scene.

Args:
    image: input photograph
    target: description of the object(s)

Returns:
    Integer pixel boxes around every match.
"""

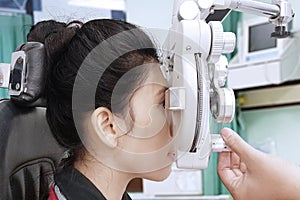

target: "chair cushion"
[0,100,66,200]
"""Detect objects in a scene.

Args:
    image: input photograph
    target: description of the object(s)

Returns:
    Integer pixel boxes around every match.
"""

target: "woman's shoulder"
[53,166,106,200]
[50,166,132,200]
[48,183,132,200]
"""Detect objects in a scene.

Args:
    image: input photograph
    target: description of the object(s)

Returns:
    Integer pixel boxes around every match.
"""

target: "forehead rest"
[10,42,46,107]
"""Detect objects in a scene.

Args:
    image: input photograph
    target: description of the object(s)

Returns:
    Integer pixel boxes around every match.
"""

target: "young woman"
[27,19,174,200]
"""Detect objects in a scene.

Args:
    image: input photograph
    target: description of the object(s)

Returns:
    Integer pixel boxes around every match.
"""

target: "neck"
[74,153,133,200]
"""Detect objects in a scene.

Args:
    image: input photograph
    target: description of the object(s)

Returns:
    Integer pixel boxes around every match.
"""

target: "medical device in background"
[243,17,288,63]
[228,15,300,89]
[143,163,203,196]
[162,0,294,169]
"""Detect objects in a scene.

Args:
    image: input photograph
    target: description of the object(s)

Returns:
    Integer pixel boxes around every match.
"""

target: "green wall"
[242,105,300,165]
[0,14,32,99]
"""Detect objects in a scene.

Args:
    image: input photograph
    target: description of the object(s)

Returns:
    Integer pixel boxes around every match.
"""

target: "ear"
[91,107,117,148]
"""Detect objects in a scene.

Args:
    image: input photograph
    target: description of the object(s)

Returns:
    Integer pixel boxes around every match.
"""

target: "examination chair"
[0,42,66,200]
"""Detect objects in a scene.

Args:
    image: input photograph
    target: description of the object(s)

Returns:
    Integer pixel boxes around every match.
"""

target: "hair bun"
[27,20,81,66]
[44,28,77,65]
[27,20,66,44]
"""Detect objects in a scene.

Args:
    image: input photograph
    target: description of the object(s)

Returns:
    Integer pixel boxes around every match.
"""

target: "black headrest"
[10,42,46,107]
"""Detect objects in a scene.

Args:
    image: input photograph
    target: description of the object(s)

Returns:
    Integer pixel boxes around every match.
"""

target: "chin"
[143,164,172,182]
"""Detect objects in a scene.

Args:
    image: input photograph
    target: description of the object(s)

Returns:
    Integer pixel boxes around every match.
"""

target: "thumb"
[221,128,256,160]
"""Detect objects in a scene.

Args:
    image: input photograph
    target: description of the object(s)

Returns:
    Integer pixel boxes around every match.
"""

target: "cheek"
[119,106,172,153]
[130,105,169,139]
[113,108,175,173]
[130,92,152,127]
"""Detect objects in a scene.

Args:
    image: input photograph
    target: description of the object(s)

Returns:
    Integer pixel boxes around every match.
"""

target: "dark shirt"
[54,166,132,200]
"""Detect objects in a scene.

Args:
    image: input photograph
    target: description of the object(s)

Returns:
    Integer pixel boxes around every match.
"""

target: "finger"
[231,152,240,169]
[218,152,237,189]
[221,128,256,162]
[218,152,231,170]
[231,152,243,176]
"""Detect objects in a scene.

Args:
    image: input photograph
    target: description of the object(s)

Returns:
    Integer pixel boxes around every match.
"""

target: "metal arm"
[213,0,295,38]
[180,0,295,38]
[213,0,280,18]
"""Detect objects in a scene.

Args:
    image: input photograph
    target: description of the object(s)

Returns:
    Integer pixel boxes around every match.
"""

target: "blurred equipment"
[143,164,202,196]
[228,16,300,89]
[0,0,28,13]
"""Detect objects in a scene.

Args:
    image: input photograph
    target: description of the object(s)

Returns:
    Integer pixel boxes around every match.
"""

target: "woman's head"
[27,19,174,180]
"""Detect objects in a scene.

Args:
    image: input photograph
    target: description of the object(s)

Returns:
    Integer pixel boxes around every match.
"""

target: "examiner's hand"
[218,128,300,200]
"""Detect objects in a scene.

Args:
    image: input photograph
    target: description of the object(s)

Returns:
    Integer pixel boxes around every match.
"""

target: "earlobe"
[91,107,117,148]
[104,134,117,148]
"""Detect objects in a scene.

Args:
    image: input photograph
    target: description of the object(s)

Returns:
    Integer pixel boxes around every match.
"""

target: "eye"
[160,99,165,109]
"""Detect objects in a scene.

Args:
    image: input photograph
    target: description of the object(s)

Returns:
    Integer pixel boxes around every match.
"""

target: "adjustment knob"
[210,88,235,123]
[197,0,213,10]
[207,21,236,63]
[223,32,236,53]
[213,55,228,88]
[179,0,199,20]
[207,21,223,63]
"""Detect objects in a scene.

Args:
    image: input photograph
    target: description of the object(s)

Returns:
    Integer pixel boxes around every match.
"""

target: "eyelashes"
[160,99,165,109]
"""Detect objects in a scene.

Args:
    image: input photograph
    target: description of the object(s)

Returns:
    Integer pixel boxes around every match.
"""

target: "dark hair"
[27,19,158,163]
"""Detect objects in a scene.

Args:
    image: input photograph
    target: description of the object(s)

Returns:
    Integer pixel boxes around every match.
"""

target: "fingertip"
[221,128,244,156]
[221,129,255,162]
[221,128,234,141]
